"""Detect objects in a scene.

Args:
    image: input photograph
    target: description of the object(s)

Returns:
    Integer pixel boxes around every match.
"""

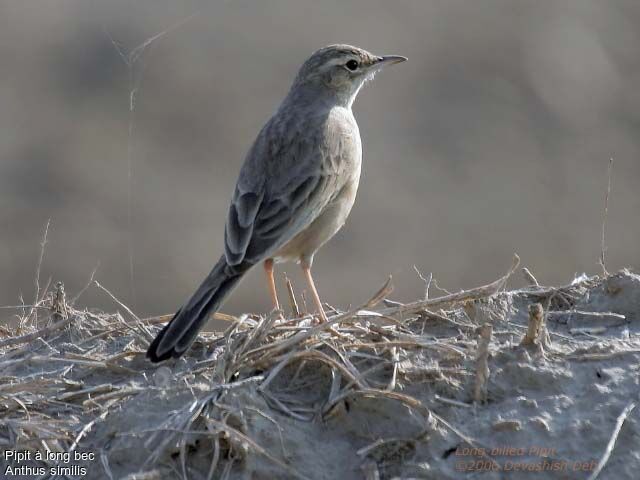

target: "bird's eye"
[345,60,359,71]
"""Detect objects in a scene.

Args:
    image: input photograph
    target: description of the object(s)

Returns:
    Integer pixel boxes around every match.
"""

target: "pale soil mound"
[2,262,640,479]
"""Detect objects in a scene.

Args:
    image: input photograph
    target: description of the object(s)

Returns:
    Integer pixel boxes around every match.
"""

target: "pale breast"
[322,107,362,181]
[274,107,362,263]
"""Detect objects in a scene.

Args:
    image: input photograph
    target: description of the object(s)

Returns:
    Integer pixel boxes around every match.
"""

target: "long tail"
[147,256,246,362]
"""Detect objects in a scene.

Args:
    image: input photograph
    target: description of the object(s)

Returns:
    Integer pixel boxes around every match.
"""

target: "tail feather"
[147,256,245,362]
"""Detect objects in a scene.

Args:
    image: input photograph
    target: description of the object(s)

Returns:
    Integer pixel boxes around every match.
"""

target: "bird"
[147,44,407,362]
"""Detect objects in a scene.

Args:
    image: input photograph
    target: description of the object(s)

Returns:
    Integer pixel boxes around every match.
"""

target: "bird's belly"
[273,175,359,264]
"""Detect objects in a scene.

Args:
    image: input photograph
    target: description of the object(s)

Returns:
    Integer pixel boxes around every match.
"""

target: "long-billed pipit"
[148,44,406,362]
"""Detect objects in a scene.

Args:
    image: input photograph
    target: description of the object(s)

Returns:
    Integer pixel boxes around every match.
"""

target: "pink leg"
[301,263,328,322]
[264,259,281,312]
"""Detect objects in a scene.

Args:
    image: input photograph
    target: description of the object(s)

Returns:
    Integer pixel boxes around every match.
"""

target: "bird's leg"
[263,259,281,314]
[301,259,328,322]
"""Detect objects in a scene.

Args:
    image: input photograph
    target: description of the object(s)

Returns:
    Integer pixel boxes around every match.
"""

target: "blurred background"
[1,0,639,322]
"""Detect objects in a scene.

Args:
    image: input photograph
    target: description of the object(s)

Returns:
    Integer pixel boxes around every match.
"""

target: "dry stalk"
[94,280,153,342]
[386,347,398,391]
[27,219,51,327]
[412,265,432,300]
[521,267,539,286]
[206,417,309,480]
[520,303,545,347]
[247,278,393,360]
[260,349,367,392]
[587,401,635,480]
[473,323,492,404]
[0,314,74,349]
[70,262,100,306]
[599,158,614,277]
[378,254,520,318]
[51,281,69,322]
[284,274,301,317]
[99,450,115,480]
[434,394,471,409]
[347,339,466,358]
[420,309,476,331]
[566,349,640,361]
[261,390,314,421]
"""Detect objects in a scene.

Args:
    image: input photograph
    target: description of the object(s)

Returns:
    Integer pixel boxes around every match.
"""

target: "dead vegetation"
[2,255,640,479]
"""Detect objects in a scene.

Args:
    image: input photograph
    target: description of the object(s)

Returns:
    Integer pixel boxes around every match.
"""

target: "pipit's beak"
[376,55,408,67]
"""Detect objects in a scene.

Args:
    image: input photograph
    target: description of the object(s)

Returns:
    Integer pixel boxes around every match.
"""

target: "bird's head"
[291,44,407,107]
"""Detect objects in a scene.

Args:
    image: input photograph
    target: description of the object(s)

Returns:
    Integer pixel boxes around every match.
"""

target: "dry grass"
[3,254,639,479]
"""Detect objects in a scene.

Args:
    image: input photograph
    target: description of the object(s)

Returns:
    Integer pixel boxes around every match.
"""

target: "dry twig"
[599,158,614,277]
[587,401,635,480]
[521,303,545,347]
[378,254,520,318]
[473,323,492,403]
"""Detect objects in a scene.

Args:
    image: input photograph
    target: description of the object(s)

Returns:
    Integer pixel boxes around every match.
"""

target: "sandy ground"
[1,265,639,479]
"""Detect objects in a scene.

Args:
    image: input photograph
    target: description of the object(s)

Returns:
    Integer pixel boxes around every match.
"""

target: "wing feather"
[223,108,353,267]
